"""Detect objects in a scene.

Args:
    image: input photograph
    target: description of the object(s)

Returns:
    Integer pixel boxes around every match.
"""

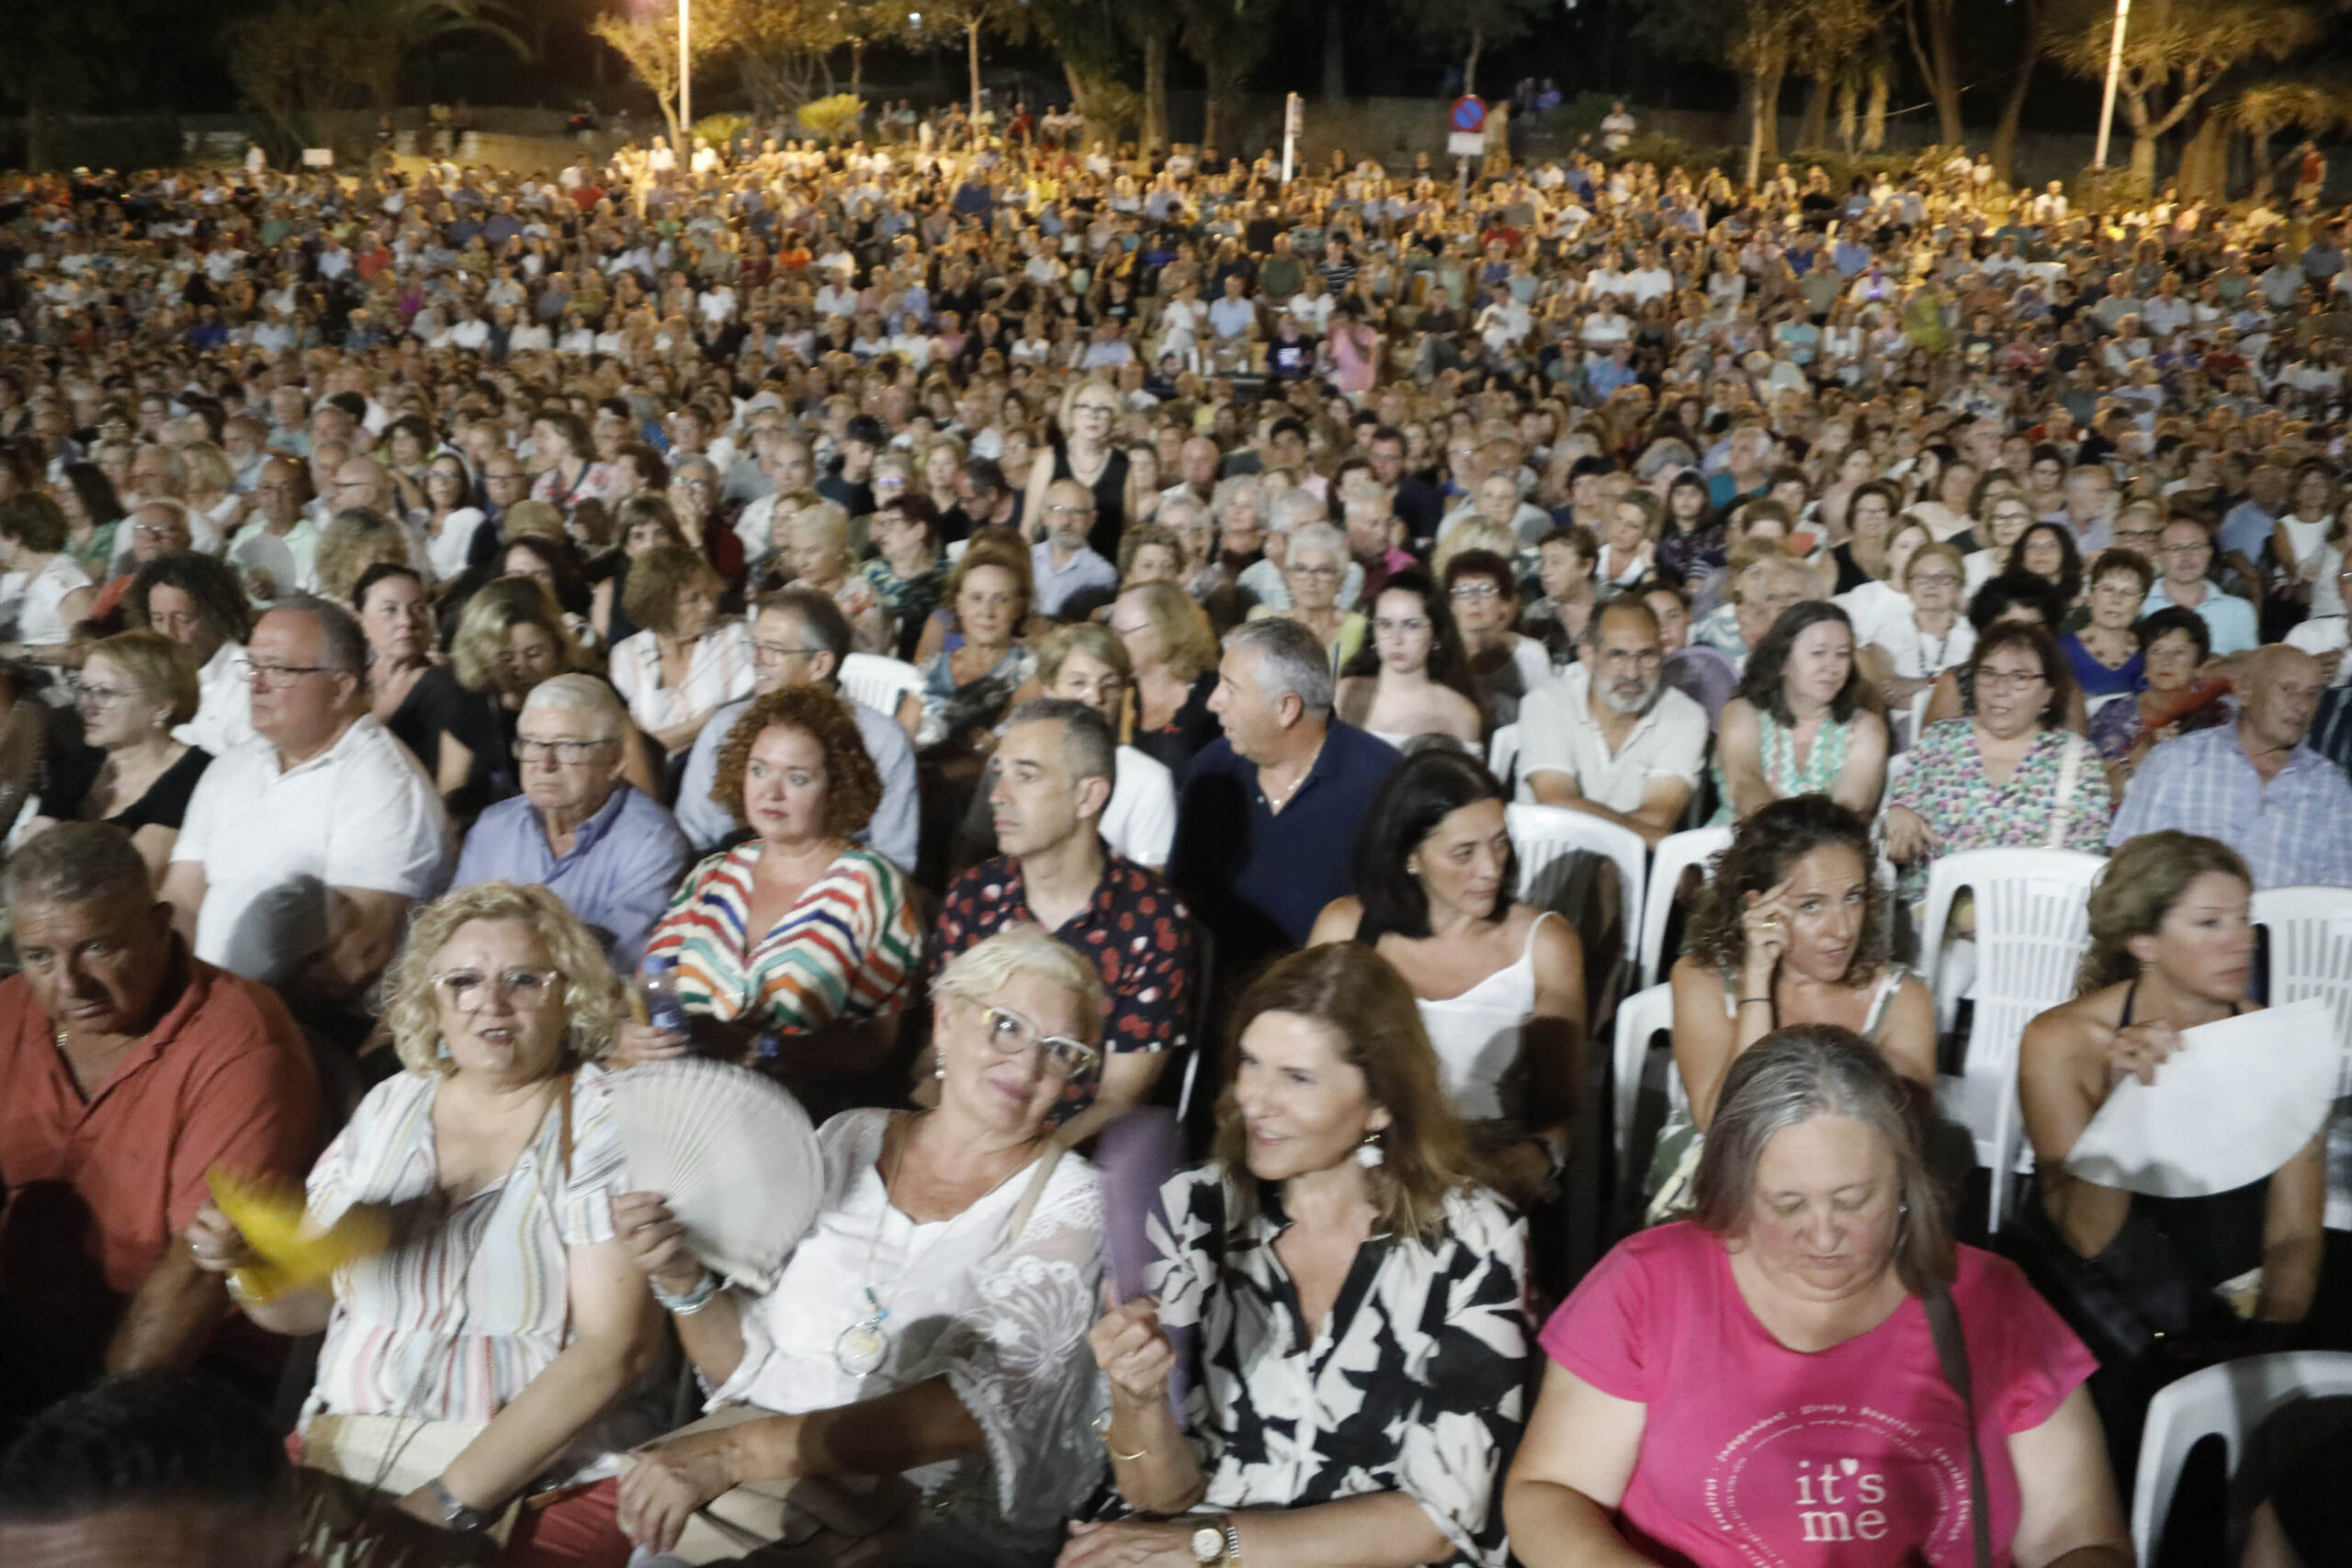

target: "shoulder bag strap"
[1002,1143,1068,1248]
[1922,1280,1995,1568]
[2044,731,2084,851]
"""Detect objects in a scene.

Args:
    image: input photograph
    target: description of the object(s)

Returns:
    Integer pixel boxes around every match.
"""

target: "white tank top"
[1413,912,1558,1122]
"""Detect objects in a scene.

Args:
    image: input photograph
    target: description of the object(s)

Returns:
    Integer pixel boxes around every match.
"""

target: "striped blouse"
[300,1066,627,1441]
[644,842,922,1034]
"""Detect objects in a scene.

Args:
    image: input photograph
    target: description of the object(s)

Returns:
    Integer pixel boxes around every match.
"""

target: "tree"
[1988,0,2043,183]
[1396,0,1553,98]
[1902,0,1964,148]
[594,3,741,146]
[1788,0,1885,150]
[2046,0,2322,191]
[2214,78,2352,197]
[901,0,1034,123]
[1173,0,1279,152]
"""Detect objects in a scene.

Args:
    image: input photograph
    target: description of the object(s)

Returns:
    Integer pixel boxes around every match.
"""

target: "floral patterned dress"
[1708,709,1856,825]
[1885,719,2112,902]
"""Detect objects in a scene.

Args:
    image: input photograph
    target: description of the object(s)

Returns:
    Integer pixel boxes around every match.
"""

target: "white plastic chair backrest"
[1918,847,2105,1231]
[2252,885,2352,1099]
[1611,983,1675,1166]
[1487,723,1521,792]
[838,652,924,718]
[946,538,968,563]
[1638,827,1732,989]
[1905,687,1931,750]
[2131,1350,2352,1565]
[1506,803,1645,969]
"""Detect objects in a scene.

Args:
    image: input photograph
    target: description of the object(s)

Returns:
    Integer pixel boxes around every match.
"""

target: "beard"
[1599,677,1658,716]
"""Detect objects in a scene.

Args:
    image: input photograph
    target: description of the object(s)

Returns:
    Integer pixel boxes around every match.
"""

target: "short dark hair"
[1351,749,1513,942]
[0,1370,292,1523]
[3,820,151,912]
[1969,620,2073,728]
[1004,695,1116,784]
[755,584,854,671]
[352,561,424,612]
[1442,547,1517,595]
[844,414,888,448]
[1739,601,1864,725]
[2136,603,2212,661]
[0,491,69,553]
[1966,570,2066,633]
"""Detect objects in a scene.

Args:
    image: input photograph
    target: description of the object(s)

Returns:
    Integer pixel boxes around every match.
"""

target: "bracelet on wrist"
[1738,996,1773,1008]
[1090,1411,1148,1463]
[651,1269,719,1315]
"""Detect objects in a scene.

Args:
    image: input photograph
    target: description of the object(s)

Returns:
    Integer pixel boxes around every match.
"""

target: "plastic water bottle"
[641,954,691,1036]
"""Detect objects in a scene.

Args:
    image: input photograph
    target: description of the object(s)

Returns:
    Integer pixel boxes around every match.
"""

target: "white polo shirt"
[1102,744,1177,869]
[1515,663,1708,814]
[173,716,452,987]
[174,640,255,758]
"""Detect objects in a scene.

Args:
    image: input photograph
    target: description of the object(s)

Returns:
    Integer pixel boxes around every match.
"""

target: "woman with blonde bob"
[1111,580,1221,777]
[29,627,210,883]
[615,924,1112,1567]
[1508,1026,2130,1568]
[1076,943,1529,1568]
[312,507,417,607]
[187,883,659,1567]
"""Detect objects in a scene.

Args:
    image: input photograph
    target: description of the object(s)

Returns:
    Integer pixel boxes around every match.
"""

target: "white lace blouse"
[707,1110,1107,1558]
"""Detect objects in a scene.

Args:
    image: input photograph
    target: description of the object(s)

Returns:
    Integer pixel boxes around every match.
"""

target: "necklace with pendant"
[834,1114,915,1377]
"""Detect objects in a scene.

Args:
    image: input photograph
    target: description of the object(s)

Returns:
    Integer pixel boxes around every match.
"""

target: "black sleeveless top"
[1053,444,1129,560]
[2118,981,2270,1289]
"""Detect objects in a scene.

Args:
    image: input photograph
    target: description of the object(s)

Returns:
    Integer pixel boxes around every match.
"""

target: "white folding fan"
[608,1058,825,1293]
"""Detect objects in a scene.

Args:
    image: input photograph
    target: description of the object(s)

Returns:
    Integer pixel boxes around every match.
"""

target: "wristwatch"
[426,1476,494,1534]
[1189,1524,1226,1565]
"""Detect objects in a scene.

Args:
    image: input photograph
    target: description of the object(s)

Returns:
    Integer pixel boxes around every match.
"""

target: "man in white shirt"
[1517,597,1706,847]
[731,437,818,565]
[229,457,322,597]
[160,597,448,1023]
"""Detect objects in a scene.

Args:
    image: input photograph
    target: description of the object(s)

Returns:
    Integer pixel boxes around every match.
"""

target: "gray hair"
[1212,474,1265,519]
[134,496,190,530]
[1268,487,1324,533]
[1005,695,1116,786]
[265,593,368,675]
[1690,1024,1954,1295]
[933,924,1107,1045]
[1159,493,1204,531]
[1223,616,1334,716]
[4,822,152,912]
[519,672,628,741]
[1287,521,1348,567]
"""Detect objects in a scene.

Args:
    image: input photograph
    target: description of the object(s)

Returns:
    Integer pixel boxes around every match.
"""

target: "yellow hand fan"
[207,1165,390,1303]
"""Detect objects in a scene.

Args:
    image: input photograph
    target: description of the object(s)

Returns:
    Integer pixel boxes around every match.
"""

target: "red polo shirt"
[0,945,319,1384]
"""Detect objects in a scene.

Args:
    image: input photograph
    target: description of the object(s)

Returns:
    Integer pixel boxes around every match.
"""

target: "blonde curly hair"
[383,883,623,1077]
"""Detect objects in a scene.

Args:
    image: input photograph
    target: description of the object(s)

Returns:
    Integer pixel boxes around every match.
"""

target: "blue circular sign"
[1451,96,1487,133]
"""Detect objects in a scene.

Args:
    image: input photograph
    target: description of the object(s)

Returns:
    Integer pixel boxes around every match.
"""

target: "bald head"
[2240,644,2324,758]
[1044,479,1095,551]
[331,457,390,514]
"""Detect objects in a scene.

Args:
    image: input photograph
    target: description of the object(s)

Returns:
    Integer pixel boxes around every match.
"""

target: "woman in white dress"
[1309,748,1584,1201]
[613,925,1109,1568]
[1860,538,1974,727]
[0,492,96,684]
[608,543,755,759]
[421,450,491,585]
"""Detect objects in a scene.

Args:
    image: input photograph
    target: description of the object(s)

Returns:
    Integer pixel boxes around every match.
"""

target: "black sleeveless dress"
[1053,444,1129,560]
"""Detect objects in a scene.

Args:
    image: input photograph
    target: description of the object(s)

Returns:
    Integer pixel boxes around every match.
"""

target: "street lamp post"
[2092,0,2130,170]
[678,0,692,146]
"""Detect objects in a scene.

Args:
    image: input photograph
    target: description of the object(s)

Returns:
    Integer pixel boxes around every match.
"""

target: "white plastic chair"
[838,652,925,720]
[1487,723,1521,793]
[1611,982,1675,1171]
[2252,886,2352,1099]
[1507,803,1645,973]
[2131,1351,2352,1566]
[1918,847,2106,1233]
[1638,827,1732,990]
[1904,687,1932,750]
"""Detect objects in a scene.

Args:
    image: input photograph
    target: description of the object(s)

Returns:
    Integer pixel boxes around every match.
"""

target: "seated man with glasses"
[452,674,691,973]
[2143,516,2259,656]
[1518,597,1706,850]
[160,596,452,1033]
[674,587,918,865]
[1030,479,1119,620]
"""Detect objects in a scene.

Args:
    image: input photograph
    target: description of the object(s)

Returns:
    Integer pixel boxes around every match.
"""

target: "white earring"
[933,1060,946,1079]
[1355,1132,1385,1168]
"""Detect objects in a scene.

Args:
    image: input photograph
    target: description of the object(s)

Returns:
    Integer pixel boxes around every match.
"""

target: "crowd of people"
[3,100,2352,1568]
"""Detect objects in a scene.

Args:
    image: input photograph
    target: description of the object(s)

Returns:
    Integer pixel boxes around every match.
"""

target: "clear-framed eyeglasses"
[432,966,561,1011]
[978,1004,1100,1080]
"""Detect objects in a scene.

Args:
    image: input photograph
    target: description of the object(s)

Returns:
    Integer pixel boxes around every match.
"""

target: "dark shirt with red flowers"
[933,853,1197,1122]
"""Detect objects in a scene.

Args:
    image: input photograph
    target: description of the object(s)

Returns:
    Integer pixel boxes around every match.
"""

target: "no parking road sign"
[1450,96,1487,134]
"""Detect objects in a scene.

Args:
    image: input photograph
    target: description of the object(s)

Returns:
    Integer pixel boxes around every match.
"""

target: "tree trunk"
[2178,113,2229,202]
[1463,26,1483,100]
[1863,63,1888,152]
[1836,81,1858,153]
[850,39,865,105]
[1321,0,1345,102]
[25,101,54,173]
[966,20,982,123]
[1988,0,2040,184]
[1905,0,1964,148]
[1142,27,1168,154]
[2130,130,2158,192]
[1798,77,1830,150]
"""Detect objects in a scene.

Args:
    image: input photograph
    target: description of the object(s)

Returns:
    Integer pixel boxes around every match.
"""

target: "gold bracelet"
[1091,1411,1148,1463]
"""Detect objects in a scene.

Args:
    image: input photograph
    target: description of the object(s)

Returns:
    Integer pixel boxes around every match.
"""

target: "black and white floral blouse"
[1144,1165,1530,1568]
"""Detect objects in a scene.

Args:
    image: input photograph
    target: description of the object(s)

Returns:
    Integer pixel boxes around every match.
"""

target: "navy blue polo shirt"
[1170,721,1401,980]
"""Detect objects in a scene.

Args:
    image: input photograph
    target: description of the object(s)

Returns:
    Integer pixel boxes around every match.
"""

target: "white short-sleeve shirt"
[1514,663,1708,815]
[1102,744,1177,869]
[172,716,452,986]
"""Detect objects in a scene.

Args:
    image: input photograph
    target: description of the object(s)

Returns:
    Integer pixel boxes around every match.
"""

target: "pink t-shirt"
[1538,1224,2096,1568]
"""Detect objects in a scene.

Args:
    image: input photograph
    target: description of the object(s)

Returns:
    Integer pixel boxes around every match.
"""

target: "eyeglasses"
[752,641,825,665]
[74,683,137,708]
[1047,502,1092,516]
[1908,570,1961,588]
[2163,541,2211,557]
[233,658,338,688]
[1292,563,1342,580]
[1976,667,2049,690]
[514,736,616,761]
[130,522,186,540]
[1451,582,1503,600]
[1073,402,1118,416]
[432,965,560,1011]
[978,1004,1100,1079]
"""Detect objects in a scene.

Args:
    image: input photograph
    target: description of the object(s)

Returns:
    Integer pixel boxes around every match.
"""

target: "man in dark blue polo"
[1169,617,1400,986]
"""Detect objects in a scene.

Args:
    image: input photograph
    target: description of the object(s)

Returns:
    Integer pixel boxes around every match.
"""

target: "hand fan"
[207,1165,390,1303]
[1091,1106,1191,1425]
[607,1058,825,1293]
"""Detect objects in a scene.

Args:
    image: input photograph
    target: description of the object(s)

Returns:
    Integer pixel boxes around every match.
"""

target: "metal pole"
[1282,94,1299,185]
[2093,0,2130,170]
[678,0,692,148]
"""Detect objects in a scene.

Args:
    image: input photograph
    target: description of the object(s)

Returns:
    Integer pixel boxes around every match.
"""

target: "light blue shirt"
[1030,540,1119,617]
[2142,580,2260,656]
[451,784,691,972]
[2109,722,2352,889]
[675,690,920,870]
